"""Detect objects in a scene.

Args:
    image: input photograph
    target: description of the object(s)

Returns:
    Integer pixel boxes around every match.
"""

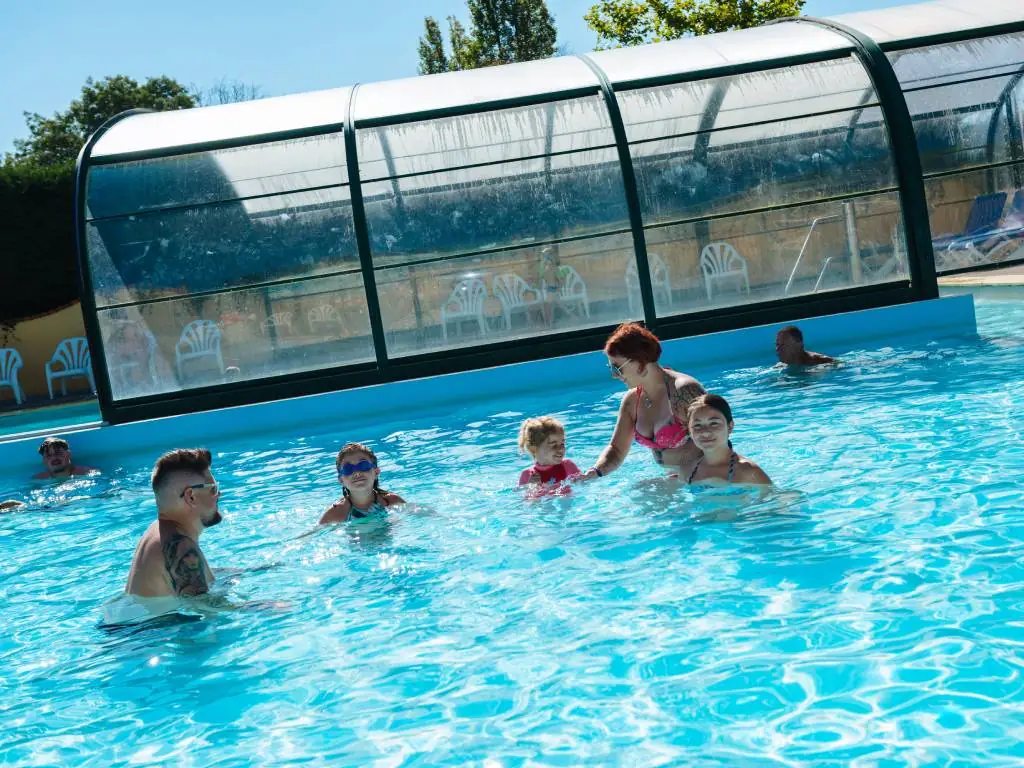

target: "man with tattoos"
[124,448,223,598]
[579,323,706,480]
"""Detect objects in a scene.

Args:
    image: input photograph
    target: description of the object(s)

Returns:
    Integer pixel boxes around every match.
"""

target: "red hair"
[604,323,661,364]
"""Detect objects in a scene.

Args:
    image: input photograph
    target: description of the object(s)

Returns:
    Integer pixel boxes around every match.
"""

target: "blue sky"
[1,0,899,156]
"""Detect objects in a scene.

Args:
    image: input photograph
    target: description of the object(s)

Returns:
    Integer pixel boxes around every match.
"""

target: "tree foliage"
[584,0,805,48]
[6,75,195,168]
[418,0,558,75]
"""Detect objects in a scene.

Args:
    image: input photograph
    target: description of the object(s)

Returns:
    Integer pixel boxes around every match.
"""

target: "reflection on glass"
[362,149,629,267]
[892,34,1024,176]
[645,192,908,316]
[375,234,639,358]
[87,186,358,307]
[87,133,349,218]
[926,163,1024,273]
[97,273,374,400]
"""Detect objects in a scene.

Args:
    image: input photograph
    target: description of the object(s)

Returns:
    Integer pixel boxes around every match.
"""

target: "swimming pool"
[2,292,1023,765]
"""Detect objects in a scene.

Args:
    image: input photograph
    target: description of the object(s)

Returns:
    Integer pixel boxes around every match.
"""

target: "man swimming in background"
[775,325,836,367]
[34,437,97,479]
[124,448,223,598]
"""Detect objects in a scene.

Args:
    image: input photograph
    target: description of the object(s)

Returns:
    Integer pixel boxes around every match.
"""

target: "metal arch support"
[691,80,731,251]
[781,17,939,300]
[986,67,1024,187]
[345,85,389,368]
[577,53,658,327]
[74,108,155,420]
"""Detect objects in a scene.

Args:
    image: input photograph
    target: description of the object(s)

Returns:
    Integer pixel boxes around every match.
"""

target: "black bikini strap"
[687,457,703,485]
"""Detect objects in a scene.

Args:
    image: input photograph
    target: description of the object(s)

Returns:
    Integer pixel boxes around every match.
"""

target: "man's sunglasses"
[180,482,218,498]
[338,459,377,477]
[607,359,628,378]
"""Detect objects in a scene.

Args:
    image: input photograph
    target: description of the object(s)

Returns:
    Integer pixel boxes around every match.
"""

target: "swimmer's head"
[776,325,805,363]
[518,416,566,466]
[336,442,383,500]
[687,394,734,454]
[605,323,661,386]
[151,448,222,529]
[38,437,72,475]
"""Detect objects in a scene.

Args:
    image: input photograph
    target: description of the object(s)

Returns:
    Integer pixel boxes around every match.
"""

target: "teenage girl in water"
[580,323,707,479]
[680,394,772,486]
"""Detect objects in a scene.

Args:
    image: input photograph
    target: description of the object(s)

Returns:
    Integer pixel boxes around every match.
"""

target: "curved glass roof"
[84,0,1023,164]
[351,56,600,126]
[91,87,351,160]
[832,0,1024,47]
[587,23,853,87]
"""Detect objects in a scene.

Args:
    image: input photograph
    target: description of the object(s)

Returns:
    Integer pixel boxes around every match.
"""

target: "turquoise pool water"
[0,399,101,442]
[2,294,1023,765]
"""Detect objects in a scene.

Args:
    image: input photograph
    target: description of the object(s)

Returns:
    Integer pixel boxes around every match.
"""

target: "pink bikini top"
[633,383,690,451]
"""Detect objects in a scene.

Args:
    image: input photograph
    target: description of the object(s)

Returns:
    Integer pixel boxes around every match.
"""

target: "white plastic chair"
[440,278,489,341]
[492,274,544,330]
[0,348,25,405]
[261,311,294,336]
[308,304,343,334]
[700,242,750,300]
[625,254,672,314]
[176,320,224,379]
[557,266,590,318]
[45,337,96,399]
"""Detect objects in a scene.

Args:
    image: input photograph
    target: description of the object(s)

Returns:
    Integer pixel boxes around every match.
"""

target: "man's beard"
[202,509,223,528]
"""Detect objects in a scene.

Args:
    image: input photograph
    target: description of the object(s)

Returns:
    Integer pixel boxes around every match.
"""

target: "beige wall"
[2,302,90,402]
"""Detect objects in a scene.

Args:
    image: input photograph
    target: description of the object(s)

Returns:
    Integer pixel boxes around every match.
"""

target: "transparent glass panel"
[357,97,615,181]
[925,162,1024,273]
[361,148,629,266]
[891,34,1024,176]
[834,0,1023,47]
[353,57,598,125]
[97,272,374,400]
[90,88,350,159]
[589,24,850,87]
[376,233,638,358]
[631,106,895,226]
[86,186,358,307]
[87,134,348,218]
[618,55,874,139]
[645,191,907,317]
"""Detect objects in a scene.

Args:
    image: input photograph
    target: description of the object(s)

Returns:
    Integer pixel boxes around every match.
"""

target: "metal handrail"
[813,256,837,293]
[784,214,842,295]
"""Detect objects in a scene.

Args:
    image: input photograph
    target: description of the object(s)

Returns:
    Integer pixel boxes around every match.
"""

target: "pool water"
[3,294,1024,765]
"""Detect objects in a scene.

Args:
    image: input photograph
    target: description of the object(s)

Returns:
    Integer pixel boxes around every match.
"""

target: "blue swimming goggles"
[338,459,376,477]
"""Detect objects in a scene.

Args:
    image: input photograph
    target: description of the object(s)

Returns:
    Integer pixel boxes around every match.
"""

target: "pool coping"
[0,294,977,476]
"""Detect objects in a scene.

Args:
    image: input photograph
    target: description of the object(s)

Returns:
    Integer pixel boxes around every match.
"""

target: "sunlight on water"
[2,295,1024,765]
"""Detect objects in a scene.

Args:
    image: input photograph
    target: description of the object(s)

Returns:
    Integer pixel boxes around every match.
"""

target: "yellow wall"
[2,302,90,402]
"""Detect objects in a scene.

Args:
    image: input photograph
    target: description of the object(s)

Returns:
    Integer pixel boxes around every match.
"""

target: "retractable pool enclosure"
[76,0,1024,423]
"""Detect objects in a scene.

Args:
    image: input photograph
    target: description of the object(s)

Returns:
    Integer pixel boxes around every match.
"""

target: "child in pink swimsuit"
[517,416,581,492]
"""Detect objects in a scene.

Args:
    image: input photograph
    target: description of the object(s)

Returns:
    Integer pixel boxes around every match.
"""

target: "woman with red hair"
[580,323,706,480]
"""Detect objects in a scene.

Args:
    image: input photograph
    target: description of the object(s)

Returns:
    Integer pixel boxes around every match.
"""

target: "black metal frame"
[577,53,657,327]
[73,10,1019,425]
[780,16,939,301]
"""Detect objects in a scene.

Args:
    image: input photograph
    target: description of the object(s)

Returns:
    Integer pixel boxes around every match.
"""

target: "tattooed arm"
[162,531,211,597]
[668,374,706,424]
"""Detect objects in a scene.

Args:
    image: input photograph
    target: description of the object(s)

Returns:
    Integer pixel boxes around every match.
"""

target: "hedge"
[0,161,79,329]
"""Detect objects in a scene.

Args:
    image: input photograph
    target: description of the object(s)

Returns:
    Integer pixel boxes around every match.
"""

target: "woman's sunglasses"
[607,359,628,378]
[338,459,377,477]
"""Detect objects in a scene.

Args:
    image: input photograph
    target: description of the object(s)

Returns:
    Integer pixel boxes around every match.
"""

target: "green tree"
[584,0,804,48]
[6,75,195,168]
[418,0,558,75]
